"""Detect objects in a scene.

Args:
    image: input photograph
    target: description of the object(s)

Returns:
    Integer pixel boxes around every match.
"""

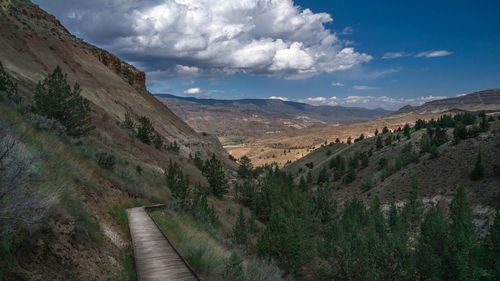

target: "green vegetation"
[150,210,283,281]
[203,154,228,197]
[34,66,94,137]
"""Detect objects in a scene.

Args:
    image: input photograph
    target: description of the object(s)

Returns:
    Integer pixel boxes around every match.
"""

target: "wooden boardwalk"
[127,207,199,281]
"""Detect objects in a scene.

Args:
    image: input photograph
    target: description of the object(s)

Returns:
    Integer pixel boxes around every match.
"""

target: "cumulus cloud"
[416,50,453,58]
[352,85,378,90]
[34,0,372,80]
[298,96,338,106]
[298,95,448,110]
[184,87,202,94]
[331,81,344,87]
[269,96,289,101]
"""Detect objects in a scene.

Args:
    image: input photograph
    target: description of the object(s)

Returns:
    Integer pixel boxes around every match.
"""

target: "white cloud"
[352,85,378,90]
[298,96,338,106]
[35,0,372,80]
[269,96,289,101]
[298,95,448,110]
[416,50,453,58]
[339,26,353,35]
[382,52,411,59]
[184,87,202,95]
[331,81,344,87]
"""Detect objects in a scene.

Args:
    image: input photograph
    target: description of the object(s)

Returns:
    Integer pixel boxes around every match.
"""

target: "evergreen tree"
[165,161,188,201]
[122,111,135,130]
[238,155,253,178]
[479,111,490,132]
[382,126,389,134]
[403,123,411,139]
[402,181,424,231]
[374,128,379,136]
[233,208,248,246]
[136,116,154,144]
[34,66,94,137]
[445,185,480,281]
[203,153,228,197]
[152,132,164,150]
[453,122,467,144]
[416,206,449,280]
[317,167,328,184]
[376,136,383,149]
[470,151,484,181]
[481,209,500,280]
[347,136,352,145]
[0,62,19,102]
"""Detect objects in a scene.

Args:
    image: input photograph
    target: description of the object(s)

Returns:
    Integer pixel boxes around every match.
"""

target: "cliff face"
[1,0,146,92]
[89,48,146,91]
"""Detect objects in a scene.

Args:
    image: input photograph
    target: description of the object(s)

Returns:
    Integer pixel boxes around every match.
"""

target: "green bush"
[95,151,116,170]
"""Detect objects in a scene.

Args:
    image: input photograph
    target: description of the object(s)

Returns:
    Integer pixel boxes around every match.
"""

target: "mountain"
[394,89,500,115]
[156,93,390,140]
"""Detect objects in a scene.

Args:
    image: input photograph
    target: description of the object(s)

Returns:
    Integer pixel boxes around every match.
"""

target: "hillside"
[0,0,233,167]
[283,112,500,220]
[394,89,500,115]
[156,93,390,141]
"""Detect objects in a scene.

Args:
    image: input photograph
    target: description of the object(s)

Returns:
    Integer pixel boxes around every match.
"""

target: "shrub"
[121,111,135,130]
[27,113,67,137]
[361,175,374,191]
[0,62,19,103]
[95,151,116,170]
[152,133,164,150]
[0,125,49,242]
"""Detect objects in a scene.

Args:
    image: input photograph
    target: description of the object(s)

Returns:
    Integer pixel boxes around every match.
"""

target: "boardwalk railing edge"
[143,204,203,281]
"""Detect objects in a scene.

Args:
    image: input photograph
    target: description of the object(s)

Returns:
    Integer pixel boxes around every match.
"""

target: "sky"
[33,0,500,110]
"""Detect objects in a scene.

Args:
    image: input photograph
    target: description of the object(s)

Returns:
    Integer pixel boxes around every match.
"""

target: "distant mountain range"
[395,89,500,115]
[155,94,391,140]
[156,94,391,122]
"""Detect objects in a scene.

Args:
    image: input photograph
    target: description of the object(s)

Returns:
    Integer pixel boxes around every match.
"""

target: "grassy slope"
[0,102,178,280]
[284,119,500,210]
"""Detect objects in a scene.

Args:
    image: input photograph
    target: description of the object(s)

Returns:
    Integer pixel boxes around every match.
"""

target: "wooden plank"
[127,207,199,281]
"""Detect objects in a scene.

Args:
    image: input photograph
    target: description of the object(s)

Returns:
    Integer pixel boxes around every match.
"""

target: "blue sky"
[34,0,500,109]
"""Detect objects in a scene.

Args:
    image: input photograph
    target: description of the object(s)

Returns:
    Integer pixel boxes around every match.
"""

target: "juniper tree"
[445,185,480,281]
[233,208,248,246]
[136,116,154,144]
[152,133,164,150]
[403,123,411,139]
[34,66,94,137]
[0,62,19,102]
[203,153,228,197]
[238,155,253,178]
[481,209,500,280]
[122,111,135,130]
